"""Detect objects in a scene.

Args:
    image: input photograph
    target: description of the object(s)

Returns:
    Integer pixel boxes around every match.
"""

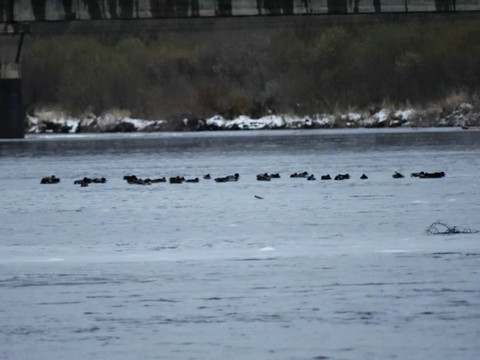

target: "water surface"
[1,128,479,359]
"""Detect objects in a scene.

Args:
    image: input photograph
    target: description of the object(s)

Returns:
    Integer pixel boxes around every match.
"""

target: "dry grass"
[441,91,470,111]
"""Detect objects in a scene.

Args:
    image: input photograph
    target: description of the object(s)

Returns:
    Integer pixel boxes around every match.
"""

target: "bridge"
[0,1,474,22]
[1,0,479,138]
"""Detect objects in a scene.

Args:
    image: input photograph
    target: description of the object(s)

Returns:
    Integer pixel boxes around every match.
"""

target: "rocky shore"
[26,103,480,134]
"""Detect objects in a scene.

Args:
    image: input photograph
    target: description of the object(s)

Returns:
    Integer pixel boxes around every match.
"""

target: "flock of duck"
[40,171,445,186]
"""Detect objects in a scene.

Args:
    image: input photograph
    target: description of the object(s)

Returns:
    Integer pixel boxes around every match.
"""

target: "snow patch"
[313,114,335,127]
[123,117,164,131]
[206,115,227,128]
[459,103,473,110]
[394,109,416,121]
[27,110,80,134]
[373,109,390,123]
[230,115,267,130]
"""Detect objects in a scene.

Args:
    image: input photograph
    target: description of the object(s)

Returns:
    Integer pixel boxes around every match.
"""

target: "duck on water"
[411,171,445,178]
[215,173,239,182]
[40,175,60,184]
[41,170,446,186]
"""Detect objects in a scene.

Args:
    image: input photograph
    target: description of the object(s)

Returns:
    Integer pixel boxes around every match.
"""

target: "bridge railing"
[0,0,476,23]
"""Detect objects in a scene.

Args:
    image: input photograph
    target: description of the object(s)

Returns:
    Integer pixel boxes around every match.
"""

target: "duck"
[151,177,166,183]
[360,174,368,179]
[123,175,138,183]
[420,171,445,179]
[203,174,211,180]
[321,174,331,180]
[74,177,94,187]
[290,171,309,178]
[136,179,151,185]
[215,173,239,182]
[269,173,280,179]
[123,175,153,185]
[186,178,199,183]
[334,174,350,181]
[411,171,445,179]
[392,172,404,179]
[307,174,316,181]
[169,176,185,184]
[257,173,271,181]
[41,175,60,184]
[226,173,240,181]
[74,177,92,185]
[215,173,240,182]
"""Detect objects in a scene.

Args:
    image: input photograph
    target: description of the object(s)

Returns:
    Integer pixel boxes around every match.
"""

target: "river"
[0,128,479,359]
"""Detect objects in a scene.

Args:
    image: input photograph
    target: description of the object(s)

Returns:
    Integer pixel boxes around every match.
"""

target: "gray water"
[1,128,479,360]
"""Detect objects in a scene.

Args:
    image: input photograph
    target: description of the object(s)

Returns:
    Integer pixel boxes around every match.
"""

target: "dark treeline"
[22,20,480,119]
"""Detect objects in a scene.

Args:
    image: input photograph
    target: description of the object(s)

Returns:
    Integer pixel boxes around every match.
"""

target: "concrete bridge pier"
[0,63,24,138]
[1,24,28,139]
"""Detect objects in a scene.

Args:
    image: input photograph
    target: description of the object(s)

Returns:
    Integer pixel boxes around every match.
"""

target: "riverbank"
[26,102,480,133]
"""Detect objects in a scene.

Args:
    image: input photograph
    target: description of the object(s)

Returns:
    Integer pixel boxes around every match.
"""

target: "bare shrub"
[442,91,470,111]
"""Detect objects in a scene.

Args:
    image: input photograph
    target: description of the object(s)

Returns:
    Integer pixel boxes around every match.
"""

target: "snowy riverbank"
[26,103,480,134]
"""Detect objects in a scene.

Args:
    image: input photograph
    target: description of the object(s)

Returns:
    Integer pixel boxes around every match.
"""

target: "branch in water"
[426,221,479,235]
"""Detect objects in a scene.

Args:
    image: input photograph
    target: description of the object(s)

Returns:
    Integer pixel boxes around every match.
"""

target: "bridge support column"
[0,63,24,138]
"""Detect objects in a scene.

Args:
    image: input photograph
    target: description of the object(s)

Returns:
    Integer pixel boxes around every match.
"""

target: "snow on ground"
[27,114,80,133]
[25,104,478,134]
[313,114,335,127]
[205,114,333,130]
[123,117,165,131]
[394,109,416,121]
[205,115,227,128]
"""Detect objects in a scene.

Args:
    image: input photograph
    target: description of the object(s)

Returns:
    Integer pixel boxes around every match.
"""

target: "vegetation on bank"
[23,19,480,121]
